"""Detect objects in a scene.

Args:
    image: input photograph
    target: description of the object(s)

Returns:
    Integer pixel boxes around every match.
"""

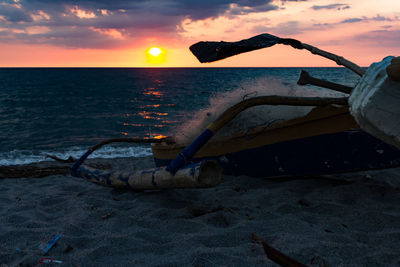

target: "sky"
[0,0,399,67]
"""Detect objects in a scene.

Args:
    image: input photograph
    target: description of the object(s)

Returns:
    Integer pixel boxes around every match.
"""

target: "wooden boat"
[152,105,400,177]
[71,32,400,189]
[152,33,400,178]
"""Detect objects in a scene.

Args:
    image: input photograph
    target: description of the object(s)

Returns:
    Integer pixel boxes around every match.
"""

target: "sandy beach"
[0,156,399,266]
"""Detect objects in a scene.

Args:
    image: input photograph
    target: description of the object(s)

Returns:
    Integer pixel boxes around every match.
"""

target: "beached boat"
[152,105,400,177]
[71,33,400,189]
[151,34,400,178]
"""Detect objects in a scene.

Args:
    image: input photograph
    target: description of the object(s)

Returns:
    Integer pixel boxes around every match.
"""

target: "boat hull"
[153,106,400,177]
[154,130,400,177]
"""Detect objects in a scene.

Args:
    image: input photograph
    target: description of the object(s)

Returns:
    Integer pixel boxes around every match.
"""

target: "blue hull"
[154,130,400,177]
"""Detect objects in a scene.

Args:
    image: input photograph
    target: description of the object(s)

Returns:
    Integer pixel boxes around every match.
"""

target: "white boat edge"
[349,56,400,149]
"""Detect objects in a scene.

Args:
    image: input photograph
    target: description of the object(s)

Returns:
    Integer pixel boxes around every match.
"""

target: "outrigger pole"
[189,33,365,76]
[166,95,348,174]
[70,138,223,190]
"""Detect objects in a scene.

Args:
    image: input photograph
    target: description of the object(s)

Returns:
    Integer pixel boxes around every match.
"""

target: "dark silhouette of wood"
[252,234,309,267]
[190,33,365,76]
[297,70,353,94]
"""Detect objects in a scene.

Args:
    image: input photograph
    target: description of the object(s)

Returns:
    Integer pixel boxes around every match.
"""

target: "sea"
[0,68,360,166]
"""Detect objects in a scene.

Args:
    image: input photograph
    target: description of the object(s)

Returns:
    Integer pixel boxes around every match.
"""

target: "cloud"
[252,21,304,36]
[228,3,278,16]
[341,18,362,23]
[310,14,399,33]
[0,2,32,22]
[0,0,285,48]
[353,30,400,47]
[311,4,350,11]
[340,15,395,24]
[367,14,393,22]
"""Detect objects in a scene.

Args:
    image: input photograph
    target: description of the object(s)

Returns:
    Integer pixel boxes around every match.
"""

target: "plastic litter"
[38,234,61,255]
[38,258,63,264]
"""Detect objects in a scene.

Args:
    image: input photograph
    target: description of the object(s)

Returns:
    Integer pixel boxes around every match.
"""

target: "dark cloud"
[311,3,350,11]
[341,18,362,23]
[0,0,285,48]
[0,3,32,22]
[228,3,278,16]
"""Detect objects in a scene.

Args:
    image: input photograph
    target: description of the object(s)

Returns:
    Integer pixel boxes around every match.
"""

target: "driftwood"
[190,33,365,76]
[252,234,309,267]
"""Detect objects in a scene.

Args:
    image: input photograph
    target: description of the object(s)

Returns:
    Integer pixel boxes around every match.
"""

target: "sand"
[0,156,399,266]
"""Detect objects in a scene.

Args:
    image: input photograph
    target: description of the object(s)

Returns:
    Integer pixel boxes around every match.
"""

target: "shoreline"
[0,156,399,265]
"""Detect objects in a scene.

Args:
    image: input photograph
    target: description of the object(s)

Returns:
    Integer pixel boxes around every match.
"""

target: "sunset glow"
[0,0,398,67]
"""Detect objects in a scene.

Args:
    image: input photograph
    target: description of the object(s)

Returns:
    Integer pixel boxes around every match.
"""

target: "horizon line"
[0,66,366,69]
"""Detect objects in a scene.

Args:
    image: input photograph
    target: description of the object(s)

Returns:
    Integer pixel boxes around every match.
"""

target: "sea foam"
[0,145,152,166]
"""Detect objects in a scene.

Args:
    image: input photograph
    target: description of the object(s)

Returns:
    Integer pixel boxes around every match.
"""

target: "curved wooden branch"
[298,42,365,76]
[190,33,365,76]
[207,95,348,133]
[167,95,348,173]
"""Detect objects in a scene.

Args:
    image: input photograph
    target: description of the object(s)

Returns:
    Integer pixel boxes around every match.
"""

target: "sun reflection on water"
[143,87,164,97]
[121,78,177,138]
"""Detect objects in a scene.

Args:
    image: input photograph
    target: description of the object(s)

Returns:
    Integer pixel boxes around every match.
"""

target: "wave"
[0,145,153,166]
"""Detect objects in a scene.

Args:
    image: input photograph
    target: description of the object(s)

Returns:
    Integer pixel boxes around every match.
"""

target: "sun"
[148,47,162,57]
[146,46,167,64]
